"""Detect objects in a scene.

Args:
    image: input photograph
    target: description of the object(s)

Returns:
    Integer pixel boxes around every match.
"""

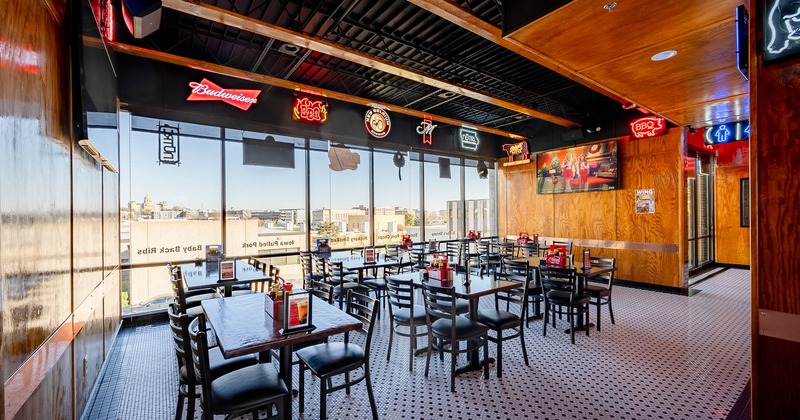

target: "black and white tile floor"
[84,269,751,419]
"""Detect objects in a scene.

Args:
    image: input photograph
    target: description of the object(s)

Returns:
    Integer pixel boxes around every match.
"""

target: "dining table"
[510,256,616,332]
[201,293,362,420]
[387,271,519,375]
[180,260,272,297]
[329,251,402,283]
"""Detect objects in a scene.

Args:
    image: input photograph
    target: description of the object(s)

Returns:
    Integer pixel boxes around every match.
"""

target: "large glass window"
[424,156,463,241]
[309,141,371,249]
[373,150,421,245]
[464,159,496,237]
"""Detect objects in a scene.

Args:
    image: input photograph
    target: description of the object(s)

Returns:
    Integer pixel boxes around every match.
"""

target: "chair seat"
[393,305,427,323]
[185,287,218,298]
[208,363,288,413]
[181,347,258,381]
[344,273,376,282]
[546,290,591,306]
[184,305,205,318]
[431,316,488,339]
[333,282,369,296]
[296,342,365,377]
[584,284,611,298]
[185,292,221,307]
[362,278,386,289]
[476,309,520,330]
[440,298,470,315]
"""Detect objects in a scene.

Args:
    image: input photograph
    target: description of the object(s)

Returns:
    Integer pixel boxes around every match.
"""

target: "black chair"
[362,261,391,310]
[585,257,617,331]
[386,244,414,272]
[326,259,370,309]
[477,240,502,276]
[421,282,489,392]
[502,258,543,327]
[476,270,530,378]
[516,242,539,258]
[188,314,287,419]
[309,279,335,305]
[551,240,573,255]
[167,304,259,420]
[386,272,428,372]
[170,275,219,318]
[444,241,468,273]
[296,290,380,420]
[540,266,590,344]
[169,264,217,298]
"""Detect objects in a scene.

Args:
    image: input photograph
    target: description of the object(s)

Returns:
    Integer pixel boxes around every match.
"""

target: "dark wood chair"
[386,271,428,372]
[169,275,219,318]
[296,290,380,420]
[476,269,530,378]
[502,258,543,327]
[326,259,369,309]
[421,282,490,392]
[167,304,258,420]
[187,314,287,419]
[540,265,590,344]
[585,256,617,331]
[477,240,502,276]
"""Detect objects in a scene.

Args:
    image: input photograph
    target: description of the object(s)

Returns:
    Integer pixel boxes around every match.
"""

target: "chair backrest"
[310,280,334,304]
[344,290,380,355]
[169,274,189,313]
[517,242,539,258]
[539,266,579,298]
[552,240,573,255]
[496,242,515,259]
[386,274,415,321]
[167,303,192,382]
[312,254,328,280]
[325,259,346,283]
[493,270,529,318]
[385,244,401,261]
[501,258,530,280]
[420,281,457,331]
[188,314,215,413]
[589,256,616,289]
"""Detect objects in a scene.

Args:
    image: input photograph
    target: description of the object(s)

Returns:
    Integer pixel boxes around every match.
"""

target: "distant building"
[447,199,490,235]
[312,208,365,224]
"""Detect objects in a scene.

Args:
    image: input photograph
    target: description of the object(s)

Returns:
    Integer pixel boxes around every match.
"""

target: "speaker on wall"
[122,0,162,39]
[561,128,585,142]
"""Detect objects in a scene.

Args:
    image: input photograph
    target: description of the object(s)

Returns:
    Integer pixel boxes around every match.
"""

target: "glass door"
[686,153,714,271]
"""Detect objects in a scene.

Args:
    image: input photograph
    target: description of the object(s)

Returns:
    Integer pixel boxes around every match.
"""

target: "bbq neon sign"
[293,96,328,123]
[630,116,667,139]
[186,78,260,111]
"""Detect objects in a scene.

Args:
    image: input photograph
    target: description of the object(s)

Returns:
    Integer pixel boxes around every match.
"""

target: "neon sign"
[293,96,328,123]
[704,120,750,145]
[502,141,531,167]
[417,115,437,145]
[630,116,667,139]
[365,108,391,138]
[459,128,479,150]
[765,0,800,61]
[158,124,180,166]
[187,78,260,111]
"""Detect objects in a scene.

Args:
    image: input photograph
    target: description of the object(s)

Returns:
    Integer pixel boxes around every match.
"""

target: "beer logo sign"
[365,108,391,138]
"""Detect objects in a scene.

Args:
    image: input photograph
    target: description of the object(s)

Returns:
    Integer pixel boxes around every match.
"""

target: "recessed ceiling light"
[651,50,678,61]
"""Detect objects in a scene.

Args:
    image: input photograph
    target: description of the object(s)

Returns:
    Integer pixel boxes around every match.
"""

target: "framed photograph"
[740,178,750,227]
[281,291,315,335]
[364,247,376,264]
[219,260,236,281]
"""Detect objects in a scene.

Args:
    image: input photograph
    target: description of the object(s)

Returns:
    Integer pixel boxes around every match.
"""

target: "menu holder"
[364,247,376,264]
[315,238,332,259]
[219,259,236,281]
[280,290,316,335]
[583,249,591,270]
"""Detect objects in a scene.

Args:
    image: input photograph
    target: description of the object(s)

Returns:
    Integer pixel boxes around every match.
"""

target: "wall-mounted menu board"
[536,140,619,194]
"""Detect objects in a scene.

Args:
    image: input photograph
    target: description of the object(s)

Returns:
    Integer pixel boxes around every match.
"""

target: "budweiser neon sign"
[293,96,328,123]
[187,78,261,111]
[630,116,667,139]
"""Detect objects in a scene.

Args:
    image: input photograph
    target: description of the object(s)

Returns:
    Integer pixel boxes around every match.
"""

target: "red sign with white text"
[293,96,328,123]
[630,116,667,139]
[187,78,261,111]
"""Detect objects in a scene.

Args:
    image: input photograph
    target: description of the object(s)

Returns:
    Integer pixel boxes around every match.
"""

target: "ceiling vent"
[278,43,301,56]
[437,91,457,99]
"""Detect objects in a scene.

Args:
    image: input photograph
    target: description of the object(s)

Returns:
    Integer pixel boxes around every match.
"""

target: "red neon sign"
[187,78,261,111]
[417,115,436,144]
[630,116,667,139]
[293,96,328,123]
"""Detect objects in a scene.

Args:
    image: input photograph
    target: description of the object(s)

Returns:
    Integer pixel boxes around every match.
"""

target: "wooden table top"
[202,293,361,359]
[180,260,271,290]
[388,272,519,300]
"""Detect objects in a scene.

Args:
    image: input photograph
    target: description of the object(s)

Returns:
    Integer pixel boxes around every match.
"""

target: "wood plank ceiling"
[501,0,750,128]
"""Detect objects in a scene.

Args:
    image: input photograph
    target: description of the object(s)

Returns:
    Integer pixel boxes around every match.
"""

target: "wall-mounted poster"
[635,189,655,214]
[536,140,618,194]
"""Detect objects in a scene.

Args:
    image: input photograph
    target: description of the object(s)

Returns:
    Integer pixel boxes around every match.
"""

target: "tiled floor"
[84,269,751,419]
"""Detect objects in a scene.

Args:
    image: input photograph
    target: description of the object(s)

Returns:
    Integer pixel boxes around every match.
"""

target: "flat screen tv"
[536,140,619,194]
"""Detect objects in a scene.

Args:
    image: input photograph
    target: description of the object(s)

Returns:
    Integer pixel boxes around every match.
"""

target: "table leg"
[280,345,293,420]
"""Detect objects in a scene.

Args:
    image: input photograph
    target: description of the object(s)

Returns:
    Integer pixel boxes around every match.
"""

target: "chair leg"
[608,299,616,324]
[520,325,529,366]
[450,341,457,392]
[365,365,379,420]
[174,386,184,420]
[570,311,576,344]
[345,371,351,394]
[596,300,602,331]
[320,378,327,420]
[299,363,306,413]
[482,339,489,380]
[542,302,549,336]
[408,327,415,372]
[186,385,196,420]
[585,305,590,336]
[496,331,503,378]
[424,333,433,377]
[387,324,394,362]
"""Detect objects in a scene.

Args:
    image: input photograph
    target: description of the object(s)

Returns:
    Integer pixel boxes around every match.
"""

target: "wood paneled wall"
[1,0,121,418]
[499,129,685,288]
[714,141,750,266]
[751,0,800,417]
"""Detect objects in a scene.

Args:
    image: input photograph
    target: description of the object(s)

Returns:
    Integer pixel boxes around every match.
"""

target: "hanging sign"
[293,95,328,123]
[365,108,391,138]
[158,123,180,165]
[502,141,530,167]
[417,115,437,144]
[764,0,800,62]
[630,116,667,139]
[704,120,750,145]
[459,127,479,150]
[187,78,260,111]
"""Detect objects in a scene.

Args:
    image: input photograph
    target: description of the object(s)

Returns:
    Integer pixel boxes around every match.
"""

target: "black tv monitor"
[535,140,619,194]
[735,5,749,81]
